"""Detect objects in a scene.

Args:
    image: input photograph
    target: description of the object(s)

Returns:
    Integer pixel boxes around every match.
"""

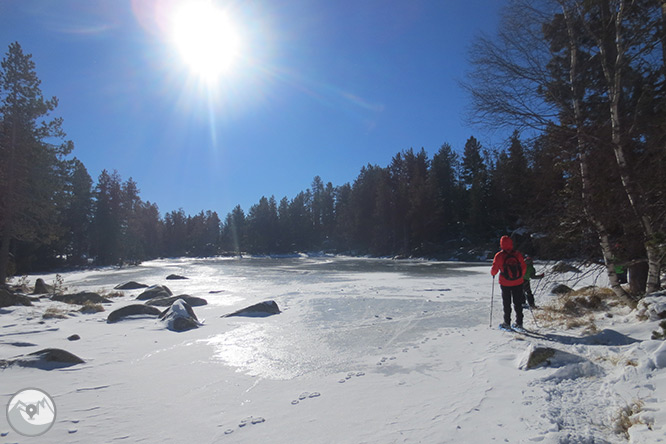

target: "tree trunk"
[629,261,649,295]
[571,0,663,295]
[562,4,632,301]
[600,2,662,294]
[662,1,666,70]
[0,231,11,285]
[579,151,632,301]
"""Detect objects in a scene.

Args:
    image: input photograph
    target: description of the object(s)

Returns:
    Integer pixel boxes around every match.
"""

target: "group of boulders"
[107,283,206,332]
[1,274,281,370]
[106,281,281,331]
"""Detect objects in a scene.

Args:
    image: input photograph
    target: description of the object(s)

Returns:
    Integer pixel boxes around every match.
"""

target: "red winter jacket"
[491,236,527,287]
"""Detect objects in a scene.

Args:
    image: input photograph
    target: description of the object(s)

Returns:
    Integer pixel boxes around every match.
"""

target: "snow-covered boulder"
[518,343,587,370]
[136,285,172,300]
[166,274,188,280]
[145,294,207,307]
[518,344,556,369]
[222,300,281,318]
[1,348,84,370]
[114,281,148,290]
[636,293,666,321]
[107,304,162,323]
[159,299,201,332]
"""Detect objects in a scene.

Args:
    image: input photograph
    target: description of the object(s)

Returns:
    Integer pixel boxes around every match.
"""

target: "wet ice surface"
[205,257,486,380]
[48,256,488,380]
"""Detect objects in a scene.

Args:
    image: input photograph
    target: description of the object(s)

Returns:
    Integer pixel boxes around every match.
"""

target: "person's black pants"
[501,284,524,326]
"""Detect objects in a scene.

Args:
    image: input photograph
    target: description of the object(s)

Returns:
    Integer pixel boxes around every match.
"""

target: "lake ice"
[3,256,663,444]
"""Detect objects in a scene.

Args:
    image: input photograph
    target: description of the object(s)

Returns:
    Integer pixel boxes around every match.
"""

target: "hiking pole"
[527,304,540,329]
[490,275,496,328]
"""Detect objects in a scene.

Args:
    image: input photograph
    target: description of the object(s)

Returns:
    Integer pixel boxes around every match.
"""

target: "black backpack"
[501,252,522,281]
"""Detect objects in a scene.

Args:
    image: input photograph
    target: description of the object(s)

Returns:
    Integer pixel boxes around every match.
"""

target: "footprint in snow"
[238,416,265,427]
[291,391,321,404]
[377,356,397,365]
[338,371,365,383]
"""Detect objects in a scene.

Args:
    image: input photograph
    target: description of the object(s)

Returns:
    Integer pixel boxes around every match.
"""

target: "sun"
[170,2,241,81]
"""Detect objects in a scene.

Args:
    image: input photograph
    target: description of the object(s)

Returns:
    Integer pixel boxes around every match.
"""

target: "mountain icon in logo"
[6,388,56,436]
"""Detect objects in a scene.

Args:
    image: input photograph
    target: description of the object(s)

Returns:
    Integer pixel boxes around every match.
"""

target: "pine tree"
[429,143,462,246]
[246,196,279,253]
[164,209,188,257]
[332,183,354,252]
[490,131,530,230]
[0,42,73,283]
[221,205,246,255]
[121,177,142,262]
[62,159,93,265]
[350,165,391,255]
[91,170,123,265]
[460,137,490,241]
[289,191,313,252]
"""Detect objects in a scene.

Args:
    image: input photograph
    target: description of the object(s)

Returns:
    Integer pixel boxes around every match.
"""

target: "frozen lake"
[33,256,491,380]
[6,255,660,444]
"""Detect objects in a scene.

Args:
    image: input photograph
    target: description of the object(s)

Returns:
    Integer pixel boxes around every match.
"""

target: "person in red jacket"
[491,235,527,329]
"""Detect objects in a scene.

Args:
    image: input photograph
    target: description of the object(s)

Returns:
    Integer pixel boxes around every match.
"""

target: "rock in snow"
[517,343,587,370]
[166,274,188,280]
[1,348,84,370]
[107,304,163,323]
[222,300,281,318]
[0,288,32,308]
[159,299,201,332]
[52,292,112,305]
[551,283,573,295]
[33,278,53,294]
[145,294,207,307]
[114,281,149,290]
[136,285,173,301]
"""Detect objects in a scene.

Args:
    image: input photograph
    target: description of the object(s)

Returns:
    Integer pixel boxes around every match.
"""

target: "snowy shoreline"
[1,256,665,443]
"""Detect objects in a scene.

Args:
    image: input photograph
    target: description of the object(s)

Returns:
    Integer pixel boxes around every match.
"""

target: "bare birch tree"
[464,0,664,296]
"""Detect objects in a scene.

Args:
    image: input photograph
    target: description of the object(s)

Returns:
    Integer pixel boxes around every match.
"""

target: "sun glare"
[171,2,241,81]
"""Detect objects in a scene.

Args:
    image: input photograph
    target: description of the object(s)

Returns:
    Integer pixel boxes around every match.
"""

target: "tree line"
[1,0,664,297]
[0,41,566,278]
[0,41,549,283]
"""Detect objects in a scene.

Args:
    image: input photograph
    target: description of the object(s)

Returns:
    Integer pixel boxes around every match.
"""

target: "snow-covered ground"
[1,256,665,443]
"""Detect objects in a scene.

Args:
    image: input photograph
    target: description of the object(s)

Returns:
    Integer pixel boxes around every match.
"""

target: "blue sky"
[0,0,506,217]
